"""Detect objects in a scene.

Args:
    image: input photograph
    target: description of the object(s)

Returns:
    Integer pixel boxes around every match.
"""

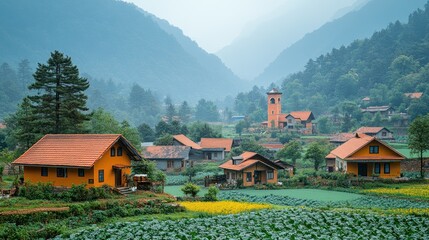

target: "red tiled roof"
[219,159,260,171]
[261,143,284,149]
[13,134,141,168]
[288,111,314,121]
[200,138,233,152]
[241,151,258,161]
[173,134,202,150]
[356,127,387,134]
[330,133,357,143]
[143,146,190,159]
[219,151,283,171]
[0,123,5,129]
[329,135,405,161]
[404,92,423,99]
[362,97,370,101]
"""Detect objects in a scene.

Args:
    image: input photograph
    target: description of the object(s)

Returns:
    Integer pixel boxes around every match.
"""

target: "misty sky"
[125,0,357,53]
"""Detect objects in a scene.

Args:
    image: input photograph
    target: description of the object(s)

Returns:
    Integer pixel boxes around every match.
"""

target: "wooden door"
[115,169,122,187]
[358,163,367,177]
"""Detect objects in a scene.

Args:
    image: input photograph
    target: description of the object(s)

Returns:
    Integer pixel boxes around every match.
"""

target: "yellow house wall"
[23,167,93,187]
[242,162,278,187]
[352,141,400,158]
[346,162,401,178]
[23,142,133,188]
[345,140,403,178]
[93,142,132,187]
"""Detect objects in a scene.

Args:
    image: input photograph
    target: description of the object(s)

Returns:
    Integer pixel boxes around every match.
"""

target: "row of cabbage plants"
[218,192,429,209]
[55,208,429,239]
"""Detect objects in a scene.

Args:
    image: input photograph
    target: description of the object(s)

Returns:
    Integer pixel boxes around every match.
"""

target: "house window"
[88,179,94,184]
[167,160,174,169]
[267,170,274,180]
[246,172,252,182]
[369,146,379,154]
[117,147,123,156]
[232,172,236,180]
[214,152,218,158]
[278,98,280,102]
[41,167,48,177]
[57,168,67,178]
[382,132,387,137]
[272,111,274,115]
[110,147,115,156]
[384,163,390,174]
[374,163,381,174]
[270,98,275,104]
[78,168,85,177]
[288,119,292,123]
[98,170,104,182]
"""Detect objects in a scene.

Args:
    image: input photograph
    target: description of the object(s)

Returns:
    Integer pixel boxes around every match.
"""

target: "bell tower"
[267,88,282,128]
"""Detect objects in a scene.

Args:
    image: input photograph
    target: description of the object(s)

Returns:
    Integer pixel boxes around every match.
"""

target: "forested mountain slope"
[257,0,427,85]
[0,0,243,102]
[279,2,429,120]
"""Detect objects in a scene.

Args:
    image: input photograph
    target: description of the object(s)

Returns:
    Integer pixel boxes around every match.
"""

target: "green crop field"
[165,186,361,202]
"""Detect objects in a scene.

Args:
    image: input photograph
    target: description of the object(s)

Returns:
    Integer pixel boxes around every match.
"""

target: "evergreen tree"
[18,59,33,91]
[137,123,155,142]
[28,51,89,134]
[178,101,192,123]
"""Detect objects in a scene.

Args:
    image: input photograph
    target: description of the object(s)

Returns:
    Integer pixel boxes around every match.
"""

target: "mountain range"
[0,0,243,102]
[256,0,428,84]
[217,0,361,80]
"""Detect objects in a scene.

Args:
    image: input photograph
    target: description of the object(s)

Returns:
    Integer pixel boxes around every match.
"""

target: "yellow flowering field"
[387,208,429,216]
[363,184,429,199]
[179,201,271,214]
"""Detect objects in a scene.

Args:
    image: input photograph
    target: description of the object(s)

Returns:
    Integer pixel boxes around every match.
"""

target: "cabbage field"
[55,208,429,239]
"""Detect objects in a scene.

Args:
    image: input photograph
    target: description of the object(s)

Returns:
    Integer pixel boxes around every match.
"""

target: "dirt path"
[0,207,69,215]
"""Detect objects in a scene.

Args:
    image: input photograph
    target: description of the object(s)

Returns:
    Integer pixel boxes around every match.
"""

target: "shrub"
[204,186,220,201]
[181,182,200,197]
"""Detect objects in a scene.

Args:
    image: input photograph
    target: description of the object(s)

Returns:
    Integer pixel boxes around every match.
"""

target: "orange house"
[326,134,405,178]
[219,152,284,187]
[12,134,142,188]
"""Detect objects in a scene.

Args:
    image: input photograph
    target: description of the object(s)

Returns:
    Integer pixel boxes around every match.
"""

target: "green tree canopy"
[408,114,429,178]
[304,141,330,171]
[276,140,302,167]
[28,50,89,134]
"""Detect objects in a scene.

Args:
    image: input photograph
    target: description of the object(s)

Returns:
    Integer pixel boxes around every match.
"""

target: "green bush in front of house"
[18,182,112,201]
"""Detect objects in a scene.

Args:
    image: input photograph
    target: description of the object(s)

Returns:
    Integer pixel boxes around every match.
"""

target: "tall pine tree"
[28,51,89,134]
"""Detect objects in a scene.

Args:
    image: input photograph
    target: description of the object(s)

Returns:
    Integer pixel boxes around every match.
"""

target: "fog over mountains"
[216,0,360,80]
[255,0,428,85]
[0,0,243,102]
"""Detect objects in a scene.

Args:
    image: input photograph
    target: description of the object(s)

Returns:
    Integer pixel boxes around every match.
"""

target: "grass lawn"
[164,186,362,202]
[388,142,429,158]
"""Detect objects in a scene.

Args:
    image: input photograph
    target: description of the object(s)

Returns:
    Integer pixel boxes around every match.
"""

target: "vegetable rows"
[56,208,429,239]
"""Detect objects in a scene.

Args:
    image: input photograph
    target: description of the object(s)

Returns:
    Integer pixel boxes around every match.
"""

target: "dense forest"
[0,0,243,102]
[236,2,429,133]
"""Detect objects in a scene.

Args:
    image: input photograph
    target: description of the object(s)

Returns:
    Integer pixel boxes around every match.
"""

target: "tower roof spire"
[267,88,282,95]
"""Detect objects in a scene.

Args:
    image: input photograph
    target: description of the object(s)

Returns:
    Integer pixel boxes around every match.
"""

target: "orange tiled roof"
[219,151,283,171]
[12,134,141,168]
[173,134,202,150]
[288,111,314,121]
[240,151,258,161]
[329,135,405,160]
[330,133,357,143]
[219,159,260,171]
[200,138,233,152]
[404,92,423,99]
[0,123,5,129]
[356,127,387,134]
[144,146,190,159]
[260,143,284,149]
[362,97,371,101]
[325,153,336,159]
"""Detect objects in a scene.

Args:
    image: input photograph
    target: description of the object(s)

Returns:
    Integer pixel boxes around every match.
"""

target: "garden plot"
[55,208,429,239]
